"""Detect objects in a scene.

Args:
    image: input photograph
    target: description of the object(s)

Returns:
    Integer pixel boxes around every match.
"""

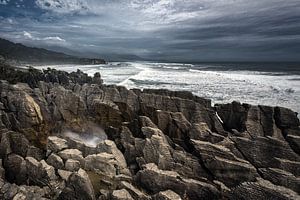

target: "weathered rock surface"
[136,163,220,200]
[59,168,96,200]
[111,189,133,200]
[153,190,182,200]
[0,66,299,199]
[230,178,300,200]
[47,136,68,154]
[46,153,64,169]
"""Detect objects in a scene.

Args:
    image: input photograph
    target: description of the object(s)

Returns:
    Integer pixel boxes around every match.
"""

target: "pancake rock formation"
[0,65,299,199]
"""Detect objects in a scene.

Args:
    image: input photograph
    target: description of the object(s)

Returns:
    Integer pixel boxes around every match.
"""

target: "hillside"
[0,38,105,65]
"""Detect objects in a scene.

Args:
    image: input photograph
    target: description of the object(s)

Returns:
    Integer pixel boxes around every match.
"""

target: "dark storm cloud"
[0,0,300,61]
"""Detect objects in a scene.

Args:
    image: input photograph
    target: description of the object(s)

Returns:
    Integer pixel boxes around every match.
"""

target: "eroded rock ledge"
[0,66,299,199]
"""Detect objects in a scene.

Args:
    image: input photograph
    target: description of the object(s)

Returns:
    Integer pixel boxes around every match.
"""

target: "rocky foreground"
[0,65,299,200]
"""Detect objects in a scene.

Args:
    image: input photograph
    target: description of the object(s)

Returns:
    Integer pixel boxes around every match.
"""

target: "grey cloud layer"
[0,0,299,61]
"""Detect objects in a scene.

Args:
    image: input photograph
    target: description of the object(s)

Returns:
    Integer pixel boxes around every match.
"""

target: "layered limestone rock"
[0,66,299,199]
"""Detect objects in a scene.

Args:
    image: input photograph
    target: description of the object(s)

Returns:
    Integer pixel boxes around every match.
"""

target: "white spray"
[62,125,107,147]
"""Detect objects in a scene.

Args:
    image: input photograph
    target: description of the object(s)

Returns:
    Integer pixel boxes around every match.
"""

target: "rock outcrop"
[0,65,299,199]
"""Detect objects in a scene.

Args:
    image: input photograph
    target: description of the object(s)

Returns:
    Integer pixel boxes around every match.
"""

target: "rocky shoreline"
[0,64,299,199]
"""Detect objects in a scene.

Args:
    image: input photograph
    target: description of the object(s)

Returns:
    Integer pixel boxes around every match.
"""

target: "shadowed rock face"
[0,65,299,199]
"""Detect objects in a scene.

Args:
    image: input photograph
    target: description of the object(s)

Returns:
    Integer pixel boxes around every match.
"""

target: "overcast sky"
[0,0,300,62]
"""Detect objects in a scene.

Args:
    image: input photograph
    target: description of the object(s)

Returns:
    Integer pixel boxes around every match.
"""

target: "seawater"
[34,62,300,114]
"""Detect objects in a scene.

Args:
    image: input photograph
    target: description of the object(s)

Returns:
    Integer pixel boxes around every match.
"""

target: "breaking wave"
[35,61,300,115]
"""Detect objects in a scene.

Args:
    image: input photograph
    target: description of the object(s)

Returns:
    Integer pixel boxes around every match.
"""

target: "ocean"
[34,62,300,115]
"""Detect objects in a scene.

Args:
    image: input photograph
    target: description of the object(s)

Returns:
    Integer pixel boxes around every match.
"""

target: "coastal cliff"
[0,64,299,200]
[0,38,106,65]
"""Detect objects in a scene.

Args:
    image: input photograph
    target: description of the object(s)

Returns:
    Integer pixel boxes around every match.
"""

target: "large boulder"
[216,103,285,138]
[119,181,150,200]
[48,87,86,122]
[191,139,259,186]
[46,153,64,169]
[40,160,57,181]
[136,163,220,200]
[188,122,225,143]
[111,189,133,200]
[274,107,300,129]
[26,157,56,187]
[153,190,182,200]
[96,140,130,175]
[215,101,247,132]
[3,154,27,185]
[64,136,98,157]
[59,168,96,200]
[58,149,84,166]
[65,159,81,172]
[84,153,117,177]
[26,145,45,161]
[142,134,174,170]
[4,85,43,128]
[47,136,68,155]
[155,111,191,145]
[0,131,29,158]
